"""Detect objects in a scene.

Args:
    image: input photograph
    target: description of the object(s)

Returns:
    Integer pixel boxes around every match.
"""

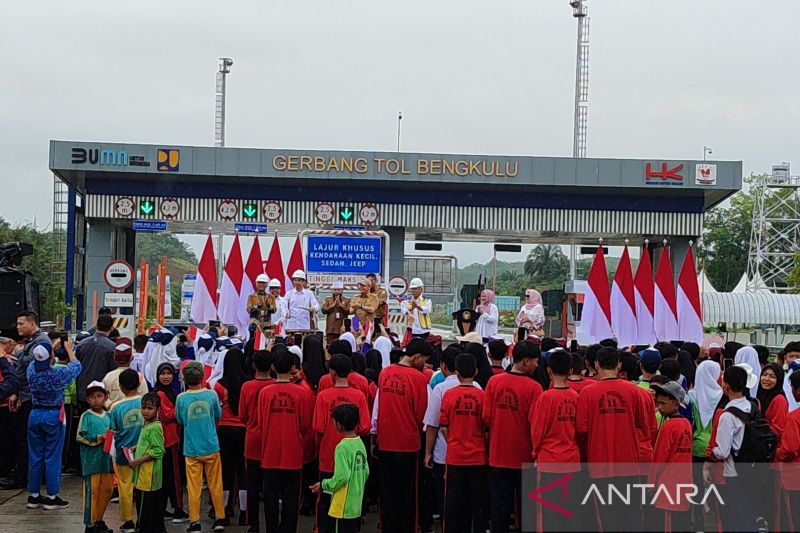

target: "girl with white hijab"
[687,360,723,458]
[735,346,762,398]
[144,328,180,387]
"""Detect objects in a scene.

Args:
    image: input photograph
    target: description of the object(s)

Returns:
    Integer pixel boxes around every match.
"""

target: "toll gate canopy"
[49,141,742,328]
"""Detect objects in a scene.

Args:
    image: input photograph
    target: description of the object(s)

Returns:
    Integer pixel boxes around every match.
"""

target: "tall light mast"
[571,0,590,158]
[214,57,234,147]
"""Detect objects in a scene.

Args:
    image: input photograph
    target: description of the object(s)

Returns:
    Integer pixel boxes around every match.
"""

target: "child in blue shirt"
[175,361,225,532]
[108,369,143,533]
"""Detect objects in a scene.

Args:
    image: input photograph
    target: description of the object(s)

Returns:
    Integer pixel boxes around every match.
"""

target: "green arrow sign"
[140,200,154,215]
[243,203,257,218]
[339,206,354,221]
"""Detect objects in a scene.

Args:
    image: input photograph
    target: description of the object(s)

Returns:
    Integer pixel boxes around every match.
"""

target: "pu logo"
[157,149,180,171]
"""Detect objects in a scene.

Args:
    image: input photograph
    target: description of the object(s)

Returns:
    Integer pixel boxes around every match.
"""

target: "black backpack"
[725,399,778,464]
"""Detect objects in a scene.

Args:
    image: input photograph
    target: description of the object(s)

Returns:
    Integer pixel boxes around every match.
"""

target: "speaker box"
[0,268,40,329]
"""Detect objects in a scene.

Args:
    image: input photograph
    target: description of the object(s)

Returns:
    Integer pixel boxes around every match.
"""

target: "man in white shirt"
[283,270,320,331]
[402,277,432,338]
[423,348,482,520]
[706,365,758,533]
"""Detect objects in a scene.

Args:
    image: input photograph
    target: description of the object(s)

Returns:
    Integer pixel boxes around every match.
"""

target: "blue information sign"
[132,220,168,232]
[306,236,382,274]
[234,223,269,233]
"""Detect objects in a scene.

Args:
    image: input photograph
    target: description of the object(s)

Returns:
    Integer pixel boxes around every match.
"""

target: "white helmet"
[409,277,424,289]
[255,273,269,284]
[291,269,306,280]
[268,278,282,288]
[332,281,344,289]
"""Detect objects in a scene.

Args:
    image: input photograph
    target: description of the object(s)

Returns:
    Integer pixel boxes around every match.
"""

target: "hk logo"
[528,473,573,518]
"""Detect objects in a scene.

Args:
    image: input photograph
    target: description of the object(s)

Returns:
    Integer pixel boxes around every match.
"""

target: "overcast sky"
[2,1,797,264]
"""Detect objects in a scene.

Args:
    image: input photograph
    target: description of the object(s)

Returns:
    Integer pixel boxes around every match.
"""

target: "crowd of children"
[3,308,800,533]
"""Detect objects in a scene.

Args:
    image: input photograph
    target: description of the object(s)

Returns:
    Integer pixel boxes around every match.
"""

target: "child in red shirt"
[530,350,580,533]
[370,338,432,533]
[256,348,314,533]
[312,355,370,533]
[566,353,593,393]
[238,350,274,533]
[648,381,693,533]
[488,339,508,376]
[576,347,647,532]
[776,371,800,531]
[482,341,542,533]
[440,353,488,533]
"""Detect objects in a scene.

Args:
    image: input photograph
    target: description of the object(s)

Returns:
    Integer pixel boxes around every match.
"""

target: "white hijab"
[375,336,393,369]
[339,332,357,353]
[207,349,227,388]
[194,334,216,366]
[145,330,180,387]
[688,360,723,427]
[735,346,762,398]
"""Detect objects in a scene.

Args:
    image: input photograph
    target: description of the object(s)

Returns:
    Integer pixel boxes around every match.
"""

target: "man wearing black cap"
[370,338,432,533]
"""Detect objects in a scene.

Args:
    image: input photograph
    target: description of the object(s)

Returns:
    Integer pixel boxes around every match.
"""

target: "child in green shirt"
[129,392,165,533]
[311,403,370,533]
[76,381,114,533]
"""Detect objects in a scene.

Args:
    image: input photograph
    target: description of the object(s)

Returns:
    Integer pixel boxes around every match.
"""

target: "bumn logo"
[71,148,128,166]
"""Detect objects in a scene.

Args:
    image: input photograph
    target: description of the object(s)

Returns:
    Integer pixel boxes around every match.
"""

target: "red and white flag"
[285,234,305,290]
[265,232,286,296]
[190,232,218,323]
[633,245,657,345]
[677,245,704,343]
[610,245,638,347]
[252,327,268,350]
[654,246,679,342]
[581,244,613,343]
[218,232,249,337]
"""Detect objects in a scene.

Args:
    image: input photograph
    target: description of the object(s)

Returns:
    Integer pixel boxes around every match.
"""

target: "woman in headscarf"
[338,330,358,354]
[212,348,249,523]
[302,335,327,390]
[757,362,788,440]
[475,289,499,341]
[687,360,724,461]
[154,362,189,522]
[516,289,545,337]
[144,329,180,388]
[735,346,762,398]
[463,342,493,390]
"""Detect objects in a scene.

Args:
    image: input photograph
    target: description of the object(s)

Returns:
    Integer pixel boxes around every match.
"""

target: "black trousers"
[301,459,319,513]
[419,448,435,531]
[264,468,302,533]
[333,517,360,533]
[246,459,264,530]
[135,488,166,533]
[162,445,184,510]
[720,475,758,533]
[590,476,642,533]
[378,451,418,533]
[218,425,246,509]
[444,465,487,533]
[0,406,15,475]
[534,471,585,533]
[316,470,334,533]
[433,462,446,518]
[13,400,32,484]
[489,467,520,533]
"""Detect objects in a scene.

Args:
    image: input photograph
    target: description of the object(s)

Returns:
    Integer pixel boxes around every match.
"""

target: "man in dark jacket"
[75,314,117,407]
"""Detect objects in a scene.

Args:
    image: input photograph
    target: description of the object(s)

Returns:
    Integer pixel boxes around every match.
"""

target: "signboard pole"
[156,256,167,325]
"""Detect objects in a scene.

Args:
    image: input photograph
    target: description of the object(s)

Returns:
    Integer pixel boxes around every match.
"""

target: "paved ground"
[0,475,386,532]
